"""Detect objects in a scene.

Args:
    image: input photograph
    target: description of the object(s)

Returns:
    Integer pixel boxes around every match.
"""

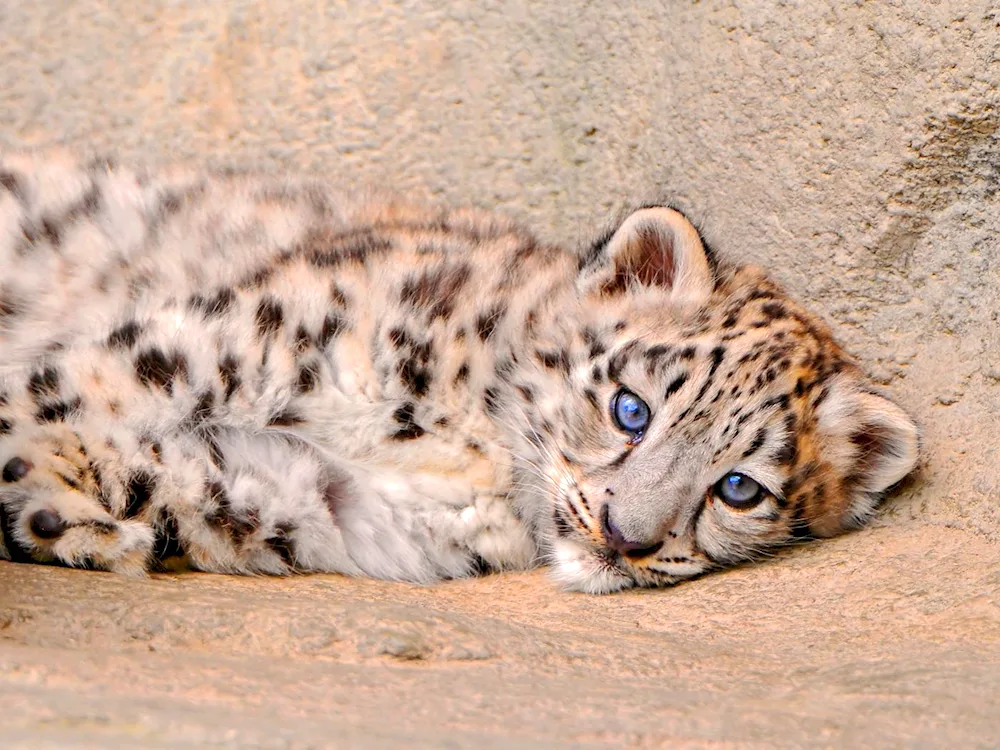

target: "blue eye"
[714,473,764,509]
[611,389,651,435]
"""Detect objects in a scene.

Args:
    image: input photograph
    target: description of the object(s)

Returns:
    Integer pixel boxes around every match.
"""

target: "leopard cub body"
[0,153,918,593]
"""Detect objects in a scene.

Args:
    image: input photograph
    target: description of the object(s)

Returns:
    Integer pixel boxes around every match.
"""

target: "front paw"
[0,426,153,574]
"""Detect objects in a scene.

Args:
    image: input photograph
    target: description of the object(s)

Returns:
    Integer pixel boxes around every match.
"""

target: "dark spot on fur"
[774,413,799,465]
[36,397,82,423]
[742,427,769,459]
[218,355,242,401]
[204,431,226,470]
[57,472,81,491]
[189,288,236,318]
[40,219,61,248]
[293,325,311,353]
[761,302,788,320]
[204,480,259,545]
[254,297,284,337]
[267,409,305,427]
[322,476,348,519]
[107,320,143,349]
[664,372,688,401]
[265,521,297,566]
[468,553,494,576]
[676,346,696,361]
[135,348,188,393]
[397,356,431,398]
[782,460,822,499]
[553,509,574,537]
[188,390,215,425]
[124,471,158,519]
[475,303,506,341]
[388,326,411,349]
[400,263,472,320]
[762,393,791,412]
[581,328,606,359]
[789,497,813,538]
[0,289,24,319]
[536,349,571,375]
[0,504,32,561]
[494,358,515,381]
[516,384,535,403]
[303,229,394,267]
[239,265,275,289]
[483,386,502,415]
[391,402,426,440]
[27,367,60,400]
[296,361,320,394]
[686,346,725,409]
[454,363,470,384]
[159,192,183,216]
[330,284,348,307]
[645,344,671,361]
[578,226,615,272]
[0,171,22,198]
[708,346,725,374]
[80,185,101,214]
[153,512,185,561]
[318,314,345,347]
[607,450,630,469]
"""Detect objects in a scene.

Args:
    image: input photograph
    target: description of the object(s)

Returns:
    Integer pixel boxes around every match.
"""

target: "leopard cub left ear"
[578,206,715,308]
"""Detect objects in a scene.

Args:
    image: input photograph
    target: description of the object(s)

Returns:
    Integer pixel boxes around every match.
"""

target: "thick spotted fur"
[0,152,919,593]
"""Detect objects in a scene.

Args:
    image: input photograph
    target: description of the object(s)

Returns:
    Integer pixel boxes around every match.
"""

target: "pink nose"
[600,505,664,559]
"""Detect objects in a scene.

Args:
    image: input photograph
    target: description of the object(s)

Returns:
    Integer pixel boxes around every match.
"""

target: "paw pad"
[29,508,66,539]
[2,457,32,483]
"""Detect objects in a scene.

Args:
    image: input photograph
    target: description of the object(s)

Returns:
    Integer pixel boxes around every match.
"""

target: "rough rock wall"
[2,2,998,543]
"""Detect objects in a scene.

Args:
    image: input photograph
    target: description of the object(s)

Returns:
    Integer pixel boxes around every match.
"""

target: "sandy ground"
[3,521,999,747]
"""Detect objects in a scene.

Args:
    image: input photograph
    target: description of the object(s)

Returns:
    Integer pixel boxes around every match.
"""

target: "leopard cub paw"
[0,431,154,575]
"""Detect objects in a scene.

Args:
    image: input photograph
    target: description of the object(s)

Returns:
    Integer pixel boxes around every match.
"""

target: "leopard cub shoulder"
[0,153,918,592]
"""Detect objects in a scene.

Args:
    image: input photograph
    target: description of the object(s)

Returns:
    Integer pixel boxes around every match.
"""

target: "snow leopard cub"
[0,152,918,593]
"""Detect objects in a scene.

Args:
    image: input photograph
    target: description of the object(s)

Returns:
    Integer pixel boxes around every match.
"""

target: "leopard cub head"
[528,206,919,593]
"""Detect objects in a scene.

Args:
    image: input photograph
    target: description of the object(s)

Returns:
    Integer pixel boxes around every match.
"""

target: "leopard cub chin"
[0,153,918,592]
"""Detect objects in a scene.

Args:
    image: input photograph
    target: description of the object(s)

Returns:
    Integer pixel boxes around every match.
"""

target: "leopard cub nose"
[600,505,664,559]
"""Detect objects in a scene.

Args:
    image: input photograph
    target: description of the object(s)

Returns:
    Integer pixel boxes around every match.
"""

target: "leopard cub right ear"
[578,207,715,309]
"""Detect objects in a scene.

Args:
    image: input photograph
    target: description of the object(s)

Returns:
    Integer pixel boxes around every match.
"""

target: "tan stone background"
[1,1,998,746]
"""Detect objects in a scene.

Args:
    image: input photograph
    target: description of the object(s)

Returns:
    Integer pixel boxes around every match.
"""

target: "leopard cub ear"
[811,377,920,536]
[578,206,715,308]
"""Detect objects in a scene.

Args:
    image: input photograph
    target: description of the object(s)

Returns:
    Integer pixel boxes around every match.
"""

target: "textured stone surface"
[1,0,998,746]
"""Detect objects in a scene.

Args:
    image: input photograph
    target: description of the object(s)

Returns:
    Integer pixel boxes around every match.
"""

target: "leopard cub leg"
[0,423,155,575]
